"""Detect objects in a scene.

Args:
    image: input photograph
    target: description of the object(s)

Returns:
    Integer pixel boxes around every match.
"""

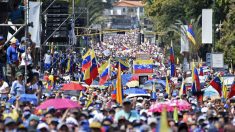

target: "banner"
[211,53,224,68]
[202,9,213,44]
[29,2,41,47]
[180,25,189,53]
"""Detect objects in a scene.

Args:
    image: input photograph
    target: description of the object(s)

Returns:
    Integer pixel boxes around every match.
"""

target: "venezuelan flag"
[66,58,71,73]
[191,82,197,95]
[194,68,201,92]
[116,59,129,71]
[165,76,170,96]
[82,49,91,71]
[84,49,99,85]
[116,63,123,104]
[179,79,186,97]
[228,82,235,98]
[222,80,228,99]
[99,60,110,85]
[133,60,153,74]
[187,24,196,45]
[210,77,222,96]
[170,41,175,77]
[199,67,204,76]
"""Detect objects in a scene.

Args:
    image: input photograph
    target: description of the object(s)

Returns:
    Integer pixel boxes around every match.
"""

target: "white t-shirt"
[20,53,32,66]
[0,81,9,97]
[44,54,52,64]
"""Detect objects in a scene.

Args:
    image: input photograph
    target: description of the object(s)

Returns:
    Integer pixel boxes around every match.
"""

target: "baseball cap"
[66,117,78,126]
[10,37,17,44]
[28,115,39,122]
[16,72,23,77]
[123,98,131,104]
[37,122,49,130]
[89,121,101,129]
[4,117,16,125]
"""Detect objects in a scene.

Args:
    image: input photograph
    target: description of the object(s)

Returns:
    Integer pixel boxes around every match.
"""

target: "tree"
[77,0,112,26]
[144,0,232,64]
[217,1,235,66]
[169,16,202,60]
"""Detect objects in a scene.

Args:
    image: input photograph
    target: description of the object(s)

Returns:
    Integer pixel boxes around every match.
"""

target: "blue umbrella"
[204,86,220,100]
[8,94,38,105]
[112,88,147,95]
[124,88,147,94]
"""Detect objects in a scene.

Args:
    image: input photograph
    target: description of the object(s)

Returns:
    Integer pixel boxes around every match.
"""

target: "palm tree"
[169,16,202,60]
[76,0,112,26]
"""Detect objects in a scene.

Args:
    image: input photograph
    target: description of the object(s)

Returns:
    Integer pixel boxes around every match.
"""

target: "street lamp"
[215,20,223,39]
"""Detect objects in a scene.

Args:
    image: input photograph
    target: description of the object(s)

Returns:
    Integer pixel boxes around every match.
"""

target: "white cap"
[140,116,147,121]
[137,97,144,101]
[201,107,208,113]
[148,117,157,125]
[136,103,143,108]
[66,117,78,126]
[37,123,49,130]
[71,96,77,102]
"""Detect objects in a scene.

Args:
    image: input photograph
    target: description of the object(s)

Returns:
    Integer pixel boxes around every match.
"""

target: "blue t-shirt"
[7,46,24,64]
[114,109,140,122]
[10,80,25,96]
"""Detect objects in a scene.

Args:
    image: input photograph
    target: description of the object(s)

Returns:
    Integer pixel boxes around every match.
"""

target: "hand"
[0,45,3,50]
[26,83,31,87]
[16,96,20,101]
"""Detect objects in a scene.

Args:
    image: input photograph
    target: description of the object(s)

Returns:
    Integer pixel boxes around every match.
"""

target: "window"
[122,8,126,12]
[128,8,134,12]
[140,7,144,13]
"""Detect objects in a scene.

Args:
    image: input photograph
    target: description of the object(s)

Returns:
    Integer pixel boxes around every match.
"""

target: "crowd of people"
[96,32,161,59]
[0,27,235,132]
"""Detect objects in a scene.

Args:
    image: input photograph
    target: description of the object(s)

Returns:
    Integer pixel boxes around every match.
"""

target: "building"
[104,0,144,29]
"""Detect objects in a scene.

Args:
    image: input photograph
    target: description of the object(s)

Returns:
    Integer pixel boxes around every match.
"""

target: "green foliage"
[77,0,112,25]
[216,1,235,65]
[144,0,233,65]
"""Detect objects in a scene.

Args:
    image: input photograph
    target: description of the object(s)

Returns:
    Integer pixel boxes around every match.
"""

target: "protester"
[6,38,24,84]
[19,46,33,76]
[0,76,9,101]
[0,16,234,132]
[43,50,52,72]
[10,72,25,96]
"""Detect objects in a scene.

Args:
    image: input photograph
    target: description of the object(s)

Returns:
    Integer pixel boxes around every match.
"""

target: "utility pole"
[24,0,29,86]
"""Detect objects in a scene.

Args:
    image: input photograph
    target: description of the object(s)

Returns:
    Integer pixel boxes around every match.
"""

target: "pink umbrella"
[170,99,191,111]
[149,99,191,112]
[37,98,81,110]
[149,101,174,112]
